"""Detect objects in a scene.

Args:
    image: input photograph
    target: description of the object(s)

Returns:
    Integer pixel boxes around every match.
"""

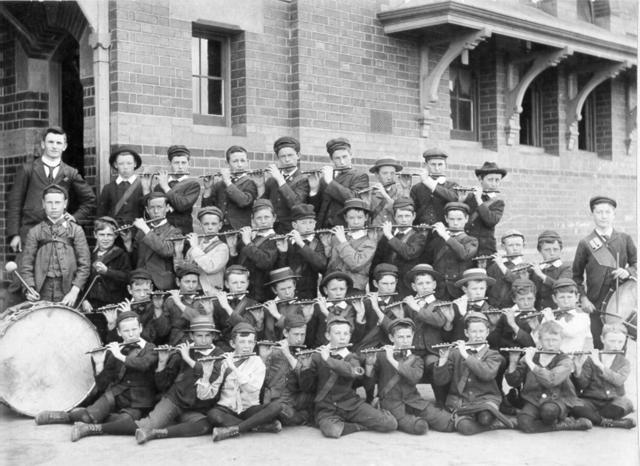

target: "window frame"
[449,64,479,141]
[519,81,543,147]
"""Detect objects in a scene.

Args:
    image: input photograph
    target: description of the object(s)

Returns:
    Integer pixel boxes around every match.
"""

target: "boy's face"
[200,213,222,234]
[178,274,199,293]
[552,290,578,309]
[128,279,153,300]
[323,279,348,299]
[539,331,562,352]
[114,153,136,178]
[464,321,489,342]
[284,326,306,346]
[479,173,502,190]
[445,210,467,230]
[273,278,296,300]
[42,192,67,220]
[225,273,249,293]
[463,280,487,300]
[514,292,535,311]
[231,333,256,355]
[170,155,189,174]
[292,217,316,235]
[602,331,626,351]
[95,227,116,251]
[325,322,351,346]
[394,209,415,226]
[374,274,397,295]
[376,166,396,185]
[117,318,142,343]
[228,151,248,172]
[330,149,351,168]
[276,147,299,167]
[411,274,437,296]
[146,198,169,220]
[390,327,413,348]
[502,236,524,255]
[592,203,615,230]
[41,132,67,159]
[344,209,366,229]
[539,241,561,260]
[252,208,275,229]
[191,331,214,347]
[426,158,446,175]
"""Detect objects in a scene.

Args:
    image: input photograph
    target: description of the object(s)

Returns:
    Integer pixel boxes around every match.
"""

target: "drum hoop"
[0,300,100,417]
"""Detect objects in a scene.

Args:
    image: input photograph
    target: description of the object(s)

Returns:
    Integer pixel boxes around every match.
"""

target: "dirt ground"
[1,342,638,466]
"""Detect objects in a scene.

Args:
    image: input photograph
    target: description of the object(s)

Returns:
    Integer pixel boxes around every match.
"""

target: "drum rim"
[0,300,101,417]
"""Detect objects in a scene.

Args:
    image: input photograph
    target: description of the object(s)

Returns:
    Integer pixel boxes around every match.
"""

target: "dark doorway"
[58,36,84,176]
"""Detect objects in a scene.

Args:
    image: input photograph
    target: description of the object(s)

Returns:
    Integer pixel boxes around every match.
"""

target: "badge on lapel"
[589,237,603,251]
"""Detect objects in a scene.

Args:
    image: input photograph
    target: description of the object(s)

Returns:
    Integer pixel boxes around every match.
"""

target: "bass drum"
[0,301,100,417]
[601,278,637,340]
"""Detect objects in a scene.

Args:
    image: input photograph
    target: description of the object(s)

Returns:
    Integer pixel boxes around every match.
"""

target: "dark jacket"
[276,236,328,299]
[133,221,181,290]
[424,232,478,299]
[409,181,458,226]
[531,261,572,310]
[262,169,310,233]
[155,177,201,234]
[202,176,258,230]
[234,234,278,302]
[311,168,369,228]
[87,246,131,307]
[463,193,505,255]
[97,179,145,226]
[574,354,630,401]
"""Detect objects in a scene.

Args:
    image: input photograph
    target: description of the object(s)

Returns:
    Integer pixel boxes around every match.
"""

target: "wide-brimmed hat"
[369,158,403,173]
[455,268,496,287]
[475,161,507,178]
[265,267,300,286]
[109,146,142,169]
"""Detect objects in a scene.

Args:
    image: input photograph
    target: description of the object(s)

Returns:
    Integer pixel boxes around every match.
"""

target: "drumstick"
[615,252,620,318]
[75,275,100,310]
[5,261,38,297]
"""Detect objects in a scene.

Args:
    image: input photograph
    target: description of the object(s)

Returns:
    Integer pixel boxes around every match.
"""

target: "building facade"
[0,0,637,280]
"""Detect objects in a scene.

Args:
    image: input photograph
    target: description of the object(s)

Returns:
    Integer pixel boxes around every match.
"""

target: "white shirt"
[537,310,593,353]
[348,229,367,240]
[42,156,61,179]
[116,174,138,184]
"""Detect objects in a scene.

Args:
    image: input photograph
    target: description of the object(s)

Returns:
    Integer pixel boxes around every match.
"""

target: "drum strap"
[38,238,73,248]
[585,231,617,268]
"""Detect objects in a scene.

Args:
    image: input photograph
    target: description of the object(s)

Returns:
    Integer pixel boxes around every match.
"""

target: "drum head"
[0,302,100,417]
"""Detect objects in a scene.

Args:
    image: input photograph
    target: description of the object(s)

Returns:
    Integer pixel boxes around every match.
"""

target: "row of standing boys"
[7,127,636,441]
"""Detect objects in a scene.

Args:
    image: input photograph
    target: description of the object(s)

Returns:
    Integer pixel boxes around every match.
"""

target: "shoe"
[413,419,429,435]
[35,411,70,425]
[601,418,636,429]
[212,426,240,442]
[71,422,103,442]
[488,418,515,430]
[553,417,592,431]
[136,427,169,444]
[252,420,282,434]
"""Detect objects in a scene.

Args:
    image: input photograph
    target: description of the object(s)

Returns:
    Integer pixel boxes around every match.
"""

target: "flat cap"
[326,137,351,156]
[589,195,617,210]
[273,136,300,154]
[197,206,224,222]
[291,204,316,221]
[372,263,399,280]
[444,202,470,215]
[422,148,448,161]
[393,197,414,212]
[167,145,190,161]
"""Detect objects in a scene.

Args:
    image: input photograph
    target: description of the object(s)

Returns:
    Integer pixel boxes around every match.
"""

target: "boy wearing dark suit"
[486,229,528,309]
[530,230,572,310]
[202,145,258,231]
[572,195,637,348]
[372,197,427,298]
[275,203,328,299]
[365,158,405,226]
[449,269,495,340]
[463,161,506,255]
[262,136,310,233]
[35,312,158,441]
[96,146,144,225]
[409,148,459,226]
[146,145,201,234]
[309,137,369,228]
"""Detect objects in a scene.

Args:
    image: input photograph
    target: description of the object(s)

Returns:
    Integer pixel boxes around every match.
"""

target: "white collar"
[291,233,315,244]
[347,229,367,240]
[540,259,562,270]
[194,345,215,356]
[116,174,138,184]
[595,227,614,237]
[485,192,497,199]
[332,347,350,358]
[125,338,146,349]
[328,301,348,310]
[169,174,187,182]
[510,256,523,265]
[393,226,412,235]
[150,219,167,228]
[421,294,436,304]
[430,174,446,184]
[283,167,298,178]
[42,155,61,167]
[47,216,66,225]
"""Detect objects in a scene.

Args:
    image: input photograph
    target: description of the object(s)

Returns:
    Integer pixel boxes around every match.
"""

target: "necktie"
[45,165,58,182]
[602,234,609,242]
[169,180,178,189]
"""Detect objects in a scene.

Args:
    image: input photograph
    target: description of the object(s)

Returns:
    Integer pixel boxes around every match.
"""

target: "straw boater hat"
[265,267,300,286]
[455,268,496,288]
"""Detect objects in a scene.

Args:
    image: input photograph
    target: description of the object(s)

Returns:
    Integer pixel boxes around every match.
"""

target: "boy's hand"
[239,226,252,246]
[472,186,483,204]
[81,300,93,313]
[432,222,449,240]
[106,342,125,361]
[226,234,238,256]
[186,232,199,248]
[381,221,393,240]
[140,172,152,194]
[589,349,604,369]
[319,344,331,361]
[321,166,334,184]
[541,308,555,322]
[104,308,118,330]
[220,168,233,186]
[420,169,437,190]
[611,268,630,280]
[580,296,596,314]
[523,347,536,366]
[91,348,107,371]
[457,340,468,359]
[316,296,329,316]
[93,261,108,274]
[60,287,79,307]
[264,300,281,320]
[156,169,170,192]
[437,347,450,366]
[10,235,22,253]
[332,225,347,244]
[25,288,40,302]
[404,296,420,312]
[177,342,191,361]
[133,217,151,234]
[353,299,365,323]
[275,237,288,252]
[268,164,286,186]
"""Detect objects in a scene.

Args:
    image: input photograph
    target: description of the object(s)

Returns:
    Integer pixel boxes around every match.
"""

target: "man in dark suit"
[7,126,96,253]
[572,196,637,348]
[262,136,310,233]
[463,161,507,255]
[310,137,369,228]
[147,145,201,234]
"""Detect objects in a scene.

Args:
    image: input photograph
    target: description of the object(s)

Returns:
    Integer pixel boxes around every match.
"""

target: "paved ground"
[1,341,638,466]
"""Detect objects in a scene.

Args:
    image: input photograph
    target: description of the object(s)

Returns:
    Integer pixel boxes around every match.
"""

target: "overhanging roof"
[377,0,637,65]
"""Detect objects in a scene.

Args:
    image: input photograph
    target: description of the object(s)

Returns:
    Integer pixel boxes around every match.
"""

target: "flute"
[217,226,274,237]
[86,340,140,354]
[384,293,435,309]
[430,341,487,349]
[296,344,352,356]
[154,344,216,352]
[114,218,158,233]
[167,233,220,242]
[360,346,415,354]
[500,347,624,355]
[519,307,581,320]
[356,182,396,194]
[300,166,351,175]
[198,352,256,362]
[142,172,190,177]
[256,341,307,350]
[85,299,152,314]
[192,292,248,302]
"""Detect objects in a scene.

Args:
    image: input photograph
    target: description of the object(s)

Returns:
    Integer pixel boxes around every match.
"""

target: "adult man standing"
[572,196,637,348]
[7,126,96,253]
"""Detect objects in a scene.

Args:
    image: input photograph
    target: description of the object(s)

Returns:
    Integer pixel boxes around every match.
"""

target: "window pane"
[192,77,200,113]
[457,70,472,98]
[458,100,472,131]
[451,99,459,129]
[206,79,223,116]
[207,39,222,77]
[192,38,201,75]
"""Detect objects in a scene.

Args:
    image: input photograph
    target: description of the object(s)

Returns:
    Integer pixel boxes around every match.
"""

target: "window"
[520,83,542,147]
[192,27,230,125]
[578,92,597,152]
[449,65,478,140]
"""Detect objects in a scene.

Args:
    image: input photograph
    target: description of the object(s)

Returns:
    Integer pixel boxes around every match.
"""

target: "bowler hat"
[109,146,142,170]
[475,161,507,178]
[369,158,403,173]
[265,267,300,286]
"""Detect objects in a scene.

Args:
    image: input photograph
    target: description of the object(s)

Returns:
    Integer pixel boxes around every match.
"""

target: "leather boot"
[71,422,103,442]
[212,425,240,442]
[136,427,169,444]
[600,417,635,429]
[35,411,70,425]
[553,417,592,431]
[252,420,282,434]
